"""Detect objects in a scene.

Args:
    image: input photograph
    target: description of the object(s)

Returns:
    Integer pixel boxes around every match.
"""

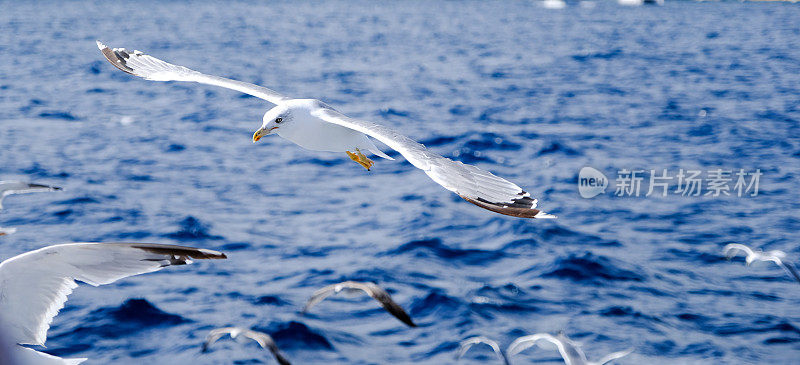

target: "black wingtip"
[107,242,228,260]
[98,43,136,75]
[392,310,417,328]
[28,183,62,191]
[460,195,544,219]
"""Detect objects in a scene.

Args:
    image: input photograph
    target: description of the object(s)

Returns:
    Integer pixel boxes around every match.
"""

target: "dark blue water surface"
[2,1,800,364]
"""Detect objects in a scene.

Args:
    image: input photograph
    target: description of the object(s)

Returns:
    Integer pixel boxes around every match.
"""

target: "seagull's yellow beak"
[252,127,277,143]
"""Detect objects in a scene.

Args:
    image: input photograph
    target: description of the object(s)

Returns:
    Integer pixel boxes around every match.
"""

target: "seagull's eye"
[275,117,283,123]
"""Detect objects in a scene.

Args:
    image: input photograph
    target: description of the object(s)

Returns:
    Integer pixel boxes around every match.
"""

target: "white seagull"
[302,281,416,327]
[0,181,61,236]
[0,181,61,210]
[96,41,555,219]
[507,332,632,365]
[723,243,800,284]
[459,333,632,365]
[0,242,227,364]
[458,336,509,364]
[202,327,290,365]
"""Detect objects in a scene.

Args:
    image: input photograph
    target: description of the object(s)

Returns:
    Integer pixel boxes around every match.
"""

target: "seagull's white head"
[253,105,293,142]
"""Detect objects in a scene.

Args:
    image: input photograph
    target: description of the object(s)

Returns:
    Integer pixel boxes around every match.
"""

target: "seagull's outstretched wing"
[0,181,62,210]
[777,261,800,284]
[302,281,416,327]
[11,346,86,364]
[506,333,560,357]
[202,327,235,352]
[722,243,755,260]
[312,107,555,219]
[0,242,226,347]
[97,41,291,106]
[458,336,508,364]
[595,348,634,365]
[0,228,17,236]
[242,329,291,365]
[202,327,290,365]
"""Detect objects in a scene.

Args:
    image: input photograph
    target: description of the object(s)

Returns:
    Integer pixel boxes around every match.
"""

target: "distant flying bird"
[302,281,416,327]
[0,242,226,364]
[0,181,61,236]
[459,332,632,365]
[202,327,290,365]
[723,243,800,284]
[96,41,555,219]
[458,336,510,365]
[0,181,61,210]
[507,332,632,365]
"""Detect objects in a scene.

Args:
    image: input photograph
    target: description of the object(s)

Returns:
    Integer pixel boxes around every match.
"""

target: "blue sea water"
[1,0,800,363]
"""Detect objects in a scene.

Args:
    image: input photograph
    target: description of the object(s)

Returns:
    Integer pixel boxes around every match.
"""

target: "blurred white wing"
[312,106,555,219]
[506,333,560,357]
[97,41,291,105]
[458,336,507,364]
[0,181,61,210]
[0,242,225,346]
[10,346,86,365]
[723,243,754,259]
[595,348,633,365]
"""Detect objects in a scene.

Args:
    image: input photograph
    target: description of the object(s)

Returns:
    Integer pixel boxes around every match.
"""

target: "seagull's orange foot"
[346,149,374,171]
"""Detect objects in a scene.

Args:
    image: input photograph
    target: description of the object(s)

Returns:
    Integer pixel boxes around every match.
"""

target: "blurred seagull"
[202,327,290,365]
[459,333,632,365]
[96,41,555,219]
[302,281,416,327]
[0,181,61,236]
[507,332,632,365]
[723,243,800,284]
[458,336,509,365]
[0,181,61,210]
[0,242,226,364]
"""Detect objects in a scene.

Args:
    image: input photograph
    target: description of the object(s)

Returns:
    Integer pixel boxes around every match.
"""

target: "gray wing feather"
[596,348,634,364]
[0,181,61,209]
[360,282,417,327]
[202,328,234,352]
[244,330,291,365]
[97,41,290,105]
[311,107,554,219]
[302,284,339,312]
[458,336,508,364]
[778,261,800,284]
[304,281,416,327]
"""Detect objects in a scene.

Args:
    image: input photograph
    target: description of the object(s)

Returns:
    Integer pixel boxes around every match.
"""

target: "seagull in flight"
[96,41,555,219]
[302,281,416,327]
[0,181,62,236]
[458,336,509,364]
[723,243,800,284]
[0,181,61,210]
[459,332,632,365]
[202,327,290,365]
[0,242,226,364]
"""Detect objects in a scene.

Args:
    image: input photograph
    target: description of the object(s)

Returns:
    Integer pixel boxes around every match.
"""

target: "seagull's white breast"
[276,104,371,153]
